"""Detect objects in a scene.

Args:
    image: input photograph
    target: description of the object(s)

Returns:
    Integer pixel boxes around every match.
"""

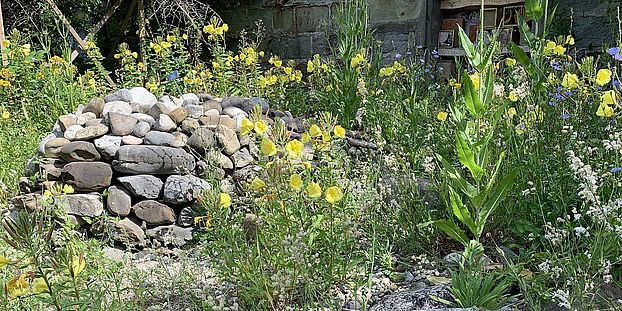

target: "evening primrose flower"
[21,44,31,55]
[602,90,617,106]
[6,273,29,299]
[260,138,277,156]
[70,254,86,278]
[251,177,266,191]
[469,73,480,89]
[290,174,302,191]
[32,278,49,294]
[0,255,9,268]
[333,125,346,138]
[350,53,365,67]
[1,39,9,48]
[507,107,517,118]
[544,41,557,55]
[505,58,517,67]
[437,111,448,122]
[596,69,612,86]
[241,118,254,135]
[285,139,304,158]
[301,133,311,143]
[565,35,575,46]
[325,186,343,204]
[508,90,519,102]
[597,102,614,117]
[2,111,9,119]
[308,124,322,137]
[379,66,394,77]
[305,182,322,198]
[219,193,232,208]
[307,60,315,73]
[62,184,75,194]
[166,35,177,42]
[254,120,268,135]
[554,44,566,56]
[561,73,579,89]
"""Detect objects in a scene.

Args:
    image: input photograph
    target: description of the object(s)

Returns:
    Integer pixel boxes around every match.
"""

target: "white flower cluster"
[566,150,602,218]
[551,289,571,309]
[603,133,622,154]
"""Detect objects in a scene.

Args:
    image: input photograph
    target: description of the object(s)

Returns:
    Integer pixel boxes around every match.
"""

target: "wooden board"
[441,0,524,10]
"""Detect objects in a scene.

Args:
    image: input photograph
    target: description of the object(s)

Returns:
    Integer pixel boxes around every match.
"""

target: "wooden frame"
[503,5,524,27]
[483,8,499,29]
[438,30,456,49]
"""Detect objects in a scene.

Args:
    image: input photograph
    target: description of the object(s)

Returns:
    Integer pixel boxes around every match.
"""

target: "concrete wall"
[553,0,621,51]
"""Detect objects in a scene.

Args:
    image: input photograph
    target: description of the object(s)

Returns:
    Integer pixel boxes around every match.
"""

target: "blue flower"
[561,112,570,120]
[610,167,622,173]
[167,70,179,81]
[416,45,424,49]
[431,50,439,58]
[608,47,620,56]
[551,61,562,71]
[614,80,621,88]
[394,53,402,59]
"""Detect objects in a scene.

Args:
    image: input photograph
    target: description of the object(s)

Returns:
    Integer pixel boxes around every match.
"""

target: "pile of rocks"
[11,87,372,248]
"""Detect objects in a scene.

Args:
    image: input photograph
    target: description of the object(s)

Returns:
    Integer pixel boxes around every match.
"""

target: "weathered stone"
[170,132,188,148]
[197,93,214,101]
[148,101,178,118]
[185,105,204,118]
[132,121,150,137]
[223,96,269,114]
[58,115,76,131]
[199,114,219,128]
[218,152,234,169]
[162,175,211,204]
[62,162,112,191]
[215,125,241,155]
[232,148,254,168]
[146,225,194,247]
[84,118,106,127]
[132,200,176,225]
[368,285,455,311]
[60,141,101,162]
[44,138,70,157]
[93,135,121,159]
[177,206,199,227]
[40,158,66,180]
[121,135,143,145]
[221,96,246,109]
[11,193,44,212]
[83,98,105,117]
[131,113,156,127]
[74,124,109,140]
[63,194,104,217]
[128,87,157,111]
[106,185,131,217]
[168,107,188,124]
[102,101,132,117]
[219,115,237,130]
[180,93,200,106]
[63,125,83,141]
[24,156,40,178]
[144,131,176,146]
[204,109,220,117]
[76,112,97,126]
[203,100,223,114]
[109,112,138,136]
[118,175,163,199]
[187,128,216,154]
[181,118,200,133]
[91,218,145,245]
[104,88,133,103]
[113,145,195,175]
[154,114,176,132]
[223,106,247,118]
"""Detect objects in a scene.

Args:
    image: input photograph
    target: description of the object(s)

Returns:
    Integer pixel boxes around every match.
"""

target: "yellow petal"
[308,124,322,137]
[290,174,302,191]
[219,193,232,208]
[251,177,266,191]
[333,125,346,138]
[285,139,304,158]
[32,278,49,294]
[325,186,343,204]
[305,182,322,198]
[260,138,277,156]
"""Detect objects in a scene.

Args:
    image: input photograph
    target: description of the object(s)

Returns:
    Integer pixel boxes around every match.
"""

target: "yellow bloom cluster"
[203,18,229,41]
[595,69,612,86]
[597,90,617,117]
[379,61,406,77]
[350,53,366,68]
[149,40,174,56]
[561,72,579,89]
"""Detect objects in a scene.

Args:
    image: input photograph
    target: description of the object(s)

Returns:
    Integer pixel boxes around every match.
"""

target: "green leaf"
[433,219,470,245]
[477,169,518,233]
[457,26,477,65]
[449,188,478,237]
[462,72,484,117]
[436,154,478,198]
[456,132,484,181]
[486,151,506,194]
[525,0,544,20]
[509,43,536,78]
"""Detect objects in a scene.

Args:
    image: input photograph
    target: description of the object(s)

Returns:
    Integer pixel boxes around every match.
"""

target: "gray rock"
[154,114,176,132]
[242,97,269,114]
[148,101,178,118]
[221,96,246,109]
[232,148,254,168]
[106,185,131,216]
[180,93,200,106]
[113,145,195,175]
[187,128,216,154]
[83,98,105,117]
[60,141,101,162]
[144,131,176,146]
[11,193,44,212]
[146,225,194,247]
[102,101,132,117]
[118,175,163,199]
[132,121,150,137]
[223,106,247,118]
[181,118,200,133]
[128,87,157,111]
[185,105,204,118]
[162,175,211,204]
[132,200,176,225]
[76,112,97,126]
[74,124,109,140]
[62,162,113,191]
[44,137,70,157]
[170,132,188,148]
[63,125,83,141]
[58,115,76,131]
[104,88,133,103]
[84,118,106,127]
[109,112,138,136]
[62,194,104,217]
[39,132,64,155]
[94,135,123,159]
[91,218,145,246]
[131,113,156,127]
[369,285,454,311]
[177,205,200,227]
[203,100,222,113]
[121,135,143,145]
[215,125,240,155]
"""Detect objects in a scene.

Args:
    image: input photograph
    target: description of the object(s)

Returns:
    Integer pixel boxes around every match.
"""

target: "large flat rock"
[112,145,195,175]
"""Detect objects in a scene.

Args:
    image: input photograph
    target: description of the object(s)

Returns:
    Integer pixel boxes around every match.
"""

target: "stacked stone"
[13,87,307,248]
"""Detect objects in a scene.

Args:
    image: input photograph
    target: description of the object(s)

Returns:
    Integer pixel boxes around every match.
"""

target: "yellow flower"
[219,193,232,208]
[21,44,31,55]
[305,182,322,198]
[251,177,266,191]
[596,69,612,86]
[269,56,282,68]
[284,67,293,75]
[182,34,189,40]
[0,255,9,268]
[1,39,9,48]
[325,186,343,204]
[308,124,322,137]
[131,52,138,58]
[203,24,215,33]
[301,133,311,143]
[322,131,331,142]
[544,41,557,55]
[597,102,615,117]
[241,118,254,135]
[507,107,517,118]
[285,139,304,158]
[151,43,162,54]
[307,60,315,73]
[561,73,579,89]
[183,76,194,84]
[437,111,448,122]
[1,111,9,119]
[350,53,365,67]
[6,273,29,299]
[32,278,49,294]
[161,41,172,49]
[505,58,517,67]
[508,90,519,102]
[62,184,75,194]
[602,90,617,106]
[379,66,394,77]
[565,35,575,46]
[554,44,566,56]
[254,120,268,135]
[469,73,480,89]
[333,125,346,138]
[259,51,265,57]
[167,35,177,42]
[260,138,277,156]
[70,254,86,278]
[290,174,302,191]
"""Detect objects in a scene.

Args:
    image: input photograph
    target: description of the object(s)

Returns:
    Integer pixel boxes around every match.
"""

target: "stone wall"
[553,0,620,51]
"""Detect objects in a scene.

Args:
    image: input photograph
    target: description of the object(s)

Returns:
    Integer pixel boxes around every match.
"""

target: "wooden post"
[44,0,116,87]
[0,0,7,66]
[70,0,126,61]
[137,0,147,64]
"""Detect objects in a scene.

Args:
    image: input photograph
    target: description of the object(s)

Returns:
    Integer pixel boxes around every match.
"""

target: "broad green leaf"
[510,42,537,78]
[477,169,518,232]
[462,72,484,117]
[433,219,469,246]
[449,188,477,237]
[457,26,478,66]
[525,0,543,20]
[456,133,484,181]
[517,16,536,46]
[485,151,506,194]
[436,154,478,198]
[482,66,495,110]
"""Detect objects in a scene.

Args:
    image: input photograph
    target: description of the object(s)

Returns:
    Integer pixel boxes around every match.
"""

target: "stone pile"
[11,87,374,248]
